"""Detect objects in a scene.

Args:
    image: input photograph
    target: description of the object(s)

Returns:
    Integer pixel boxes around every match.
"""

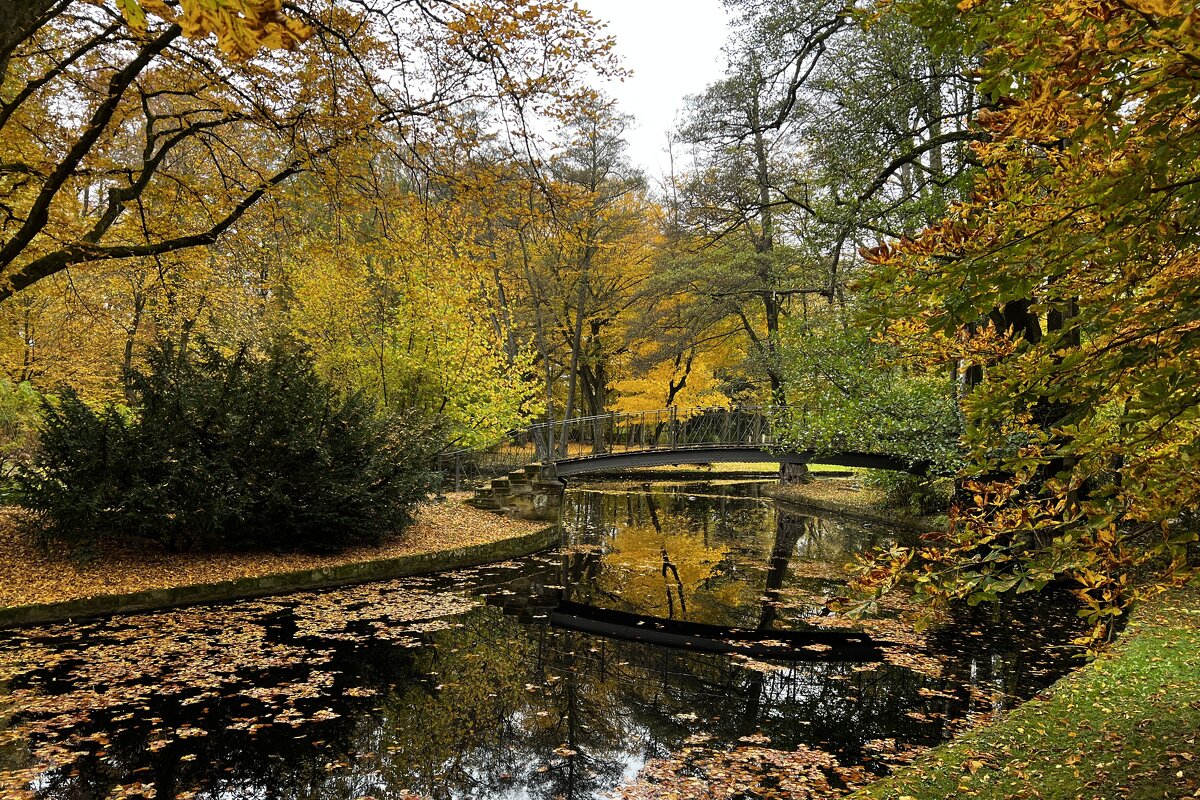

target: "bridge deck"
[552,446,920,476]
[438,405,931,490]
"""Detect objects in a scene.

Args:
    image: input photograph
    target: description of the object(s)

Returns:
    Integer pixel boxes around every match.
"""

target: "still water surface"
[0,481,1086,799]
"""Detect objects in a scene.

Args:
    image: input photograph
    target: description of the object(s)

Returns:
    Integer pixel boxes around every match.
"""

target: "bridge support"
[780,461,814,484]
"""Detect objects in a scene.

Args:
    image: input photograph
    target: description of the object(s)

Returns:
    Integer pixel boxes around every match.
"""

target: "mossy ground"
[854,580,1200,800]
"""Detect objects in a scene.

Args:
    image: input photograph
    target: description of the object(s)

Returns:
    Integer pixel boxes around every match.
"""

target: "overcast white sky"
[574,0,732,183]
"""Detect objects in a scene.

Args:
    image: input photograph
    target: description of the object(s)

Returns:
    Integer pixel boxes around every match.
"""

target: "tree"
[670,0,977,406]
[855,0,1200,638]
[0,0,615,302]
[675,51,806,404]
[279,186,542,448]
[467,99,664,433]
[777,312,960,469]
[539,100,658,424]
[0,0,310,78]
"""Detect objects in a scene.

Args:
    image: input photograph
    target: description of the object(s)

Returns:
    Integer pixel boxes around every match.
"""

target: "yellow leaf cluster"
[107,0,312,59]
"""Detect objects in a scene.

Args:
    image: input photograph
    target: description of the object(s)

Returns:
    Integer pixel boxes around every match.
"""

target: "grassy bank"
[0,497,547,612]
[770,477,1200,800]
[854,579,1200,800]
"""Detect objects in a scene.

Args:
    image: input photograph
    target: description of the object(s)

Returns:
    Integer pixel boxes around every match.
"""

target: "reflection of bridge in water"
[544,600,885,662]
[433,490,1081,800]
[482,497,890,664]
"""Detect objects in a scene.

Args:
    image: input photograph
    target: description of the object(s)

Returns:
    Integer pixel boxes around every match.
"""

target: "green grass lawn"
[854,580,1200,800]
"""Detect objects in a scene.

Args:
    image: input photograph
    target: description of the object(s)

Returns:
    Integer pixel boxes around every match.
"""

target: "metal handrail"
[435,405,789,491]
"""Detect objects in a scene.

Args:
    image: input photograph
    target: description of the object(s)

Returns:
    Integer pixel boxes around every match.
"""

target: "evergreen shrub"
[19,338,440,552]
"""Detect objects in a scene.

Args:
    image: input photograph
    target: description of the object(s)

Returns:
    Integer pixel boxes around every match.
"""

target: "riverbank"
[854,578,1200,800]
[765,476,942,533]
[0,498,557,628]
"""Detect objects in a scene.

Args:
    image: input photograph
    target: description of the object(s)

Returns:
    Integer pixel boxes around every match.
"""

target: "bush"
[862,470,953,517]
[19,338,441,552]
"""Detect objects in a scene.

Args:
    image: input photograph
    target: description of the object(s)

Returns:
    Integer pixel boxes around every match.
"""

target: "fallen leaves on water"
[608,738,870,800]
[0,577,483,798]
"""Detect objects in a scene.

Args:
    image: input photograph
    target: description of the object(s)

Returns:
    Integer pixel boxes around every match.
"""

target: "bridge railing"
[435,406,787,491]
[530,405,785,459]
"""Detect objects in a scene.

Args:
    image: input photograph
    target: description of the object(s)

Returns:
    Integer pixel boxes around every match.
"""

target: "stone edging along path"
[0,525,561,630]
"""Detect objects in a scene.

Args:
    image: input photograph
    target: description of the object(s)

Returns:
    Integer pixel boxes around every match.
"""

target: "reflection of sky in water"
[0,482,1086,800]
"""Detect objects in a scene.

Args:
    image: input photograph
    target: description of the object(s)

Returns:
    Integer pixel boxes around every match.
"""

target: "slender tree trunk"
[122,289,146,403]
[749,62,786,407]
[561,269,588,455]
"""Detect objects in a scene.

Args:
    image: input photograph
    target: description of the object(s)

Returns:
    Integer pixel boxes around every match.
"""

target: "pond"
[0,480,1087,800]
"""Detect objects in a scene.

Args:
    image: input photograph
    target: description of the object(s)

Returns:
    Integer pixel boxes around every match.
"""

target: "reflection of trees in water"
[358,606,636,800]
[315,598,1012,799]
[0,483,1087,800]
[559,488,903,631]
[523,611,953,769]
[562,488,778,628]
[927,590,1088,710]
[523,486,1087,772]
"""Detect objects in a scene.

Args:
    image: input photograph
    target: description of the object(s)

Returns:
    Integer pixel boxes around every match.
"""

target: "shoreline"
[852,578,1200,799]
[764,479,942,533]
[0,501,559,629]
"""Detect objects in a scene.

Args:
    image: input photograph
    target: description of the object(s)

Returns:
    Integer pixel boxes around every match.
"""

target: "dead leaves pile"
[0,500,542,608]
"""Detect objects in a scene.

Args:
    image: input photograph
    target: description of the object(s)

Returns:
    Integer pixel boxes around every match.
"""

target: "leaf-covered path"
[0,499,544,610]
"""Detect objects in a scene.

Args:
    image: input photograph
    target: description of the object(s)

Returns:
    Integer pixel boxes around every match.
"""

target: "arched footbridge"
[437,406,933,515]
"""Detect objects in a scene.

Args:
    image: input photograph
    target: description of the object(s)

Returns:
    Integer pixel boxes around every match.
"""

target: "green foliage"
[851,0,1200,639]
[0,379,43,501]
[19,337,440,552]
[861,470,952,517]
[778,316,961,471]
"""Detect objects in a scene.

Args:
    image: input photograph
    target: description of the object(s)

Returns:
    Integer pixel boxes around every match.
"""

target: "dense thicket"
[20,339,439,552]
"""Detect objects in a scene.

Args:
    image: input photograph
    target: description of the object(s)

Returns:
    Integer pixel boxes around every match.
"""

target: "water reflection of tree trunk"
[662,548,687,619]
[740,508,813,735]
[564,679,581,798]
[645,491,688,620]
[646,490,663,533]
[757,509,811,632]
[561,550,601,603]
